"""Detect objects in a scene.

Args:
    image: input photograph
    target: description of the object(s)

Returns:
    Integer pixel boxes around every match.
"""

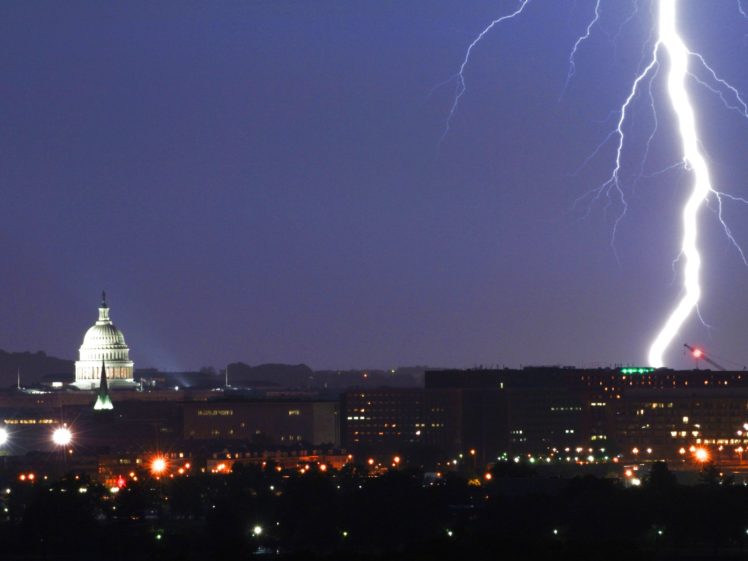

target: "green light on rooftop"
[620,367,655,375]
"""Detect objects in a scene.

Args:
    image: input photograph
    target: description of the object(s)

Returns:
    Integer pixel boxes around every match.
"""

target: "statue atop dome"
[73,293,135,390]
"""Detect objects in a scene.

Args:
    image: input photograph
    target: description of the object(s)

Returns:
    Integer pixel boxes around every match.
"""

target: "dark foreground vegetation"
[1,461,747,560]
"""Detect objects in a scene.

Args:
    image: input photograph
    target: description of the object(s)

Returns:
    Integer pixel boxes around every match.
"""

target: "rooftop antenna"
[683,343,726,371]
[16,368,20,390]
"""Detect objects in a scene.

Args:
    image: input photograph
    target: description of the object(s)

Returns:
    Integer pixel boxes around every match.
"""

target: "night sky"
[1,1,747,371]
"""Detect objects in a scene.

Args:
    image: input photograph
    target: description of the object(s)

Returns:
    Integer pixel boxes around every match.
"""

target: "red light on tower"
[692,348,703,359]
[116,475,126,489]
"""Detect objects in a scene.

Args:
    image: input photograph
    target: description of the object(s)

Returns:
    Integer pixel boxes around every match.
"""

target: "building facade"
[182,399,340,447]
[426,367,748,461]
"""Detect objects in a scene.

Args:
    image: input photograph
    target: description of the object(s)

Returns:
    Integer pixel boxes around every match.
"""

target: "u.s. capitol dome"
[73,293,135,389]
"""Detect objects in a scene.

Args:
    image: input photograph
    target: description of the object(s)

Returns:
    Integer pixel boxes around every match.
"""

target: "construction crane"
[683,343,726,371]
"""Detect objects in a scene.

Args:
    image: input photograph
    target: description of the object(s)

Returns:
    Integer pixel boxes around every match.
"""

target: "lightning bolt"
[441,0,748,368]
[560,0,601,100]
[579,48,659,250]
[440,0,531,147]
[646,0,710,367]
[647,0,748,367]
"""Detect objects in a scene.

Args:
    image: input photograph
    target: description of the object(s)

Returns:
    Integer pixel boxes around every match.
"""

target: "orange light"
[469,449,476,456]
[393,456,401,464]
[150,456,167,475]
[215,463,226,472]
[367,458,375,466]
[319,464,327,472]
[19,474,25,481]
[625,469,633,478]
[28,473,35,481]
[484,472,492,481]
[678,448,686,455]
[178,468,185,475]
[184,463,191,469]
[694,448,709,462]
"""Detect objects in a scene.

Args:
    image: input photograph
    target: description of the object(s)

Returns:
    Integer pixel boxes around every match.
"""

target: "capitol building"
[73,293,135,389]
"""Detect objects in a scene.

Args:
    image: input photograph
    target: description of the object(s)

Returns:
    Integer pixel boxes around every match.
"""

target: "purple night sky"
[1,1,747,371]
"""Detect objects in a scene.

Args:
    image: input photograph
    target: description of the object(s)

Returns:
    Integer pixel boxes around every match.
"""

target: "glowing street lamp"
[252,525,263,537]
[0,427,8,447]
[52,427,72,446]
[694,448,709,463]
[151,456,167,475]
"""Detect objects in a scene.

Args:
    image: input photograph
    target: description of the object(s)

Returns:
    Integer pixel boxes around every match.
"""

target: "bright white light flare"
[52,427,72,446]
[151,456,167,475]
[647,0,712,368]
[0,428,7,446]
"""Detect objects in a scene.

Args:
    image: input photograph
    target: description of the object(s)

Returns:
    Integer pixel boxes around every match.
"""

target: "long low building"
[0,393,341,454]
[182,399,340,447]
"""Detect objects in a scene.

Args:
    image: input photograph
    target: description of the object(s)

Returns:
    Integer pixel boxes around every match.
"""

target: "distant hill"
[311,368,423,389]
[225,363,424,389]
[225,363,314,387]
[0,349,74,388]
[0,351,428,391]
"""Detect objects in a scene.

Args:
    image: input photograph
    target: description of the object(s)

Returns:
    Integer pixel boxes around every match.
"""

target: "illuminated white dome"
[74,293,135,389]
[81,315,128,355]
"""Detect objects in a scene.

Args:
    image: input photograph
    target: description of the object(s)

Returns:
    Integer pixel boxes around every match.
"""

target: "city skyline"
[2,2,748,371]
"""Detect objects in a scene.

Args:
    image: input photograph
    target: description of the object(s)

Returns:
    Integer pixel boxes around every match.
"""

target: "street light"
[0,427,8,446]
[151,456,167,475]
[694,448,709,463]
[52,427,72,446]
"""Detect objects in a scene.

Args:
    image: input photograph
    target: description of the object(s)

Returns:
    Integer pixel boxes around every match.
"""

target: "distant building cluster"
[412,367,748,465]
[2,295,748,480]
